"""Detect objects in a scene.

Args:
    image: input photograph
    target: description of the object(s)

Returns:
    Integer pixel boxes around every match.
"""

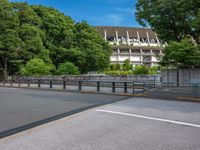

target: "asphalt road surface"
[0,97,200,150]
[0,87,127,138]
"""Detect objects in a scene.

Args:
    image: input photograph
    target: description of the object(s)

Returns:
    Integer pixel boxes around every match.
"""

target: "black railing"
[0,79,156,94]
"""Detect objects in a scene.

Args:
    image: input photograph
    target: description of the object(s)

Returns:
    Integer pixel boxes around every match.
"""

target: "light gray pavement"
[0,97,200,150]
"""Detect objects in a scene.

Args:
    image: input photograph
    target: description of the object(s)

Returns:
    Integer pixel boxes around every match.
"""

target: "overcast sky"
[11,0,141,27]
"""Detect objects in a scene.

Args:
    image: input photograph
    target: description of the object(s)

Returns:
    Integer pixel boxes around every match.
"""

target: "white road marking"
[96,109,200,128]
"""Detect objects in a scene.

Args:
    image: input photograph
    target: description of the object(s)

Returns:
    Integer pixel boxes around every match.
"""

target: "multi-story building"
[95,26,165,67]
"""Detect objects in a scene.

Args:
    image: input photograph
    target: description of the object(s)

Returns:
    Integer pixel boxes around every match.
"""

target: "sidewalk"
[146,87,200,102]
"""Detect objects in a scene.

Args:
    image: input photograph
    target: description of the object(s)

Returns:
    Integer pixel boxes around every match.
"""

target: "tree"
[122,59,133,71]
[0,1,112,76]
[57,62,79,75]
[18,24,45,61]
[136,0,200,43]
[13,2,42,26]
[20,58,54,76]
[31,5,75,66]
[160,38,200,68]
[0,0,21,79]
[73,22,112,73]
[191,9,200,43]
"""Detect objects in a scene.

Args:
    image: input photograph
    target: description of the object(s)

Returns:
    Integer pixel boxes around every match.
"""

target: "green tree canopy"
[0,0,21,79]
[160,39,200,68]
[73,22,112,73]
[136,0,200,43]
[0,0,111,77]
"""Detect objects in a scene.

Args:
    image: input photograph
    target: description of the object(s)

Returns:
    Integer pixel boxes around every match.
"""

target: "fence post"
[50,80,52,88]
[27,80,30,87]
[97,81,100,92]
[18,81,21,87]
[177,68,179,87]
[63,80,66,89]
[192,83,198,96]
[153,75,156,88]
[132,82,135,94]
[143,82,145,93]
[38,80,41,88]
[112,82,115,93]
[79,81,82,90]
[124,82,127,93]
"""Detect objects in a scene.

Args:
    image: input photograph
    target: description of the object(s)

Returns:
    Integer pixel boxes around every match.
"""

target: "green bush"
[104,65,159,75]
[57,62,79,75]
[122,59,133,71]
[149,66,158,75]
[109,63,121,71]
[133,65,149,74]
[20,58,54,76]
[103,70,133,75]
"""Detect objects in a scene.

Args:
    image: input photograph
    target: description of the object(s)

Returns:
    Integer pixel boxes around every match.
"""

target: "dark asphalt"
[0,87,127,138]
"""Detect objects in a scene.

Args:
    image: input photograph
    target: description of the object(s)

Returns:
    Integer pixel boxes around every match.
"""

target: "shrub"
[57,62,79,75]
[109,63,121,71]
[103,70,134,75]
[122,59,133,71]
[133,65,149,74]
[20,58,54,76]
[149,66,158,75]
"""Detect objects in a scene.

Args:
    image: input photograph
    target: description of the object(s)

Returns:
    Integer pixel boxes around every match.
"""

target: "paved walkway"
[0,97,200,150]
[146,87,200,100]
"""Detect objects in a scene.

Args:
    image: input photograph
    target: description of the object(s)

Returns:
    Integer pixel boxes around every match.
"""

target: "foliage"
[149,66,158,75]
[0,0,21,78]
[73,22,112,73]
[56,62,79,75]
[0,0,111,77]
[103,70,134,75]
[136,0,200,43]
[160,39,200,68]
[104,65,158,75]
[122,59,133,71]
[20,58,54,76]
[109,63,121,71]
[133,65,149,75]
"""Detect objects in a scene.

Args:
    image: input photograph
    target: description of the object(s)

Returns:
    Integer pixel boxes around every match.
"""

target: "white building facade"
[95,26,165,67]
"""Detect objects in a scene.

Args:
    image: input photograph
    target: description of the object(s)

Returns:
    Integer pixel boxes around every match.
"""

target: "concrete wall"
[162,69,200,86]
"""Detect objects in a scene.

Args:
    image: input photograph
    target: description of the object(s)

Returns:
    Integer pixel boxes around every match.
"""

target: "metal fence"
[191,80,200,96]
[0,78,156,95]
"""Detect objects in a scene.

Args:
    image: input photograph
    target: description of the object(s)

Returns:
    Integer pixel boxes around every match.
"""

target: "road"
[0,87,127,138]
[0,97,200,150]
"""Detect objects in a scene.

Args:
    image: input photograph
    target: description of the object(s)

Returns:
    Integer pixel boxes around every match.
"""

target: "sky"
[10,0,142,27]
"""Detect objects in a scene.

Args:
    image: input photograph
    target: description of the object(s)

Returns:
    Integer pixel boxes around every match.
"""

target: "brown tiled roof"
[94,26,157,39]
